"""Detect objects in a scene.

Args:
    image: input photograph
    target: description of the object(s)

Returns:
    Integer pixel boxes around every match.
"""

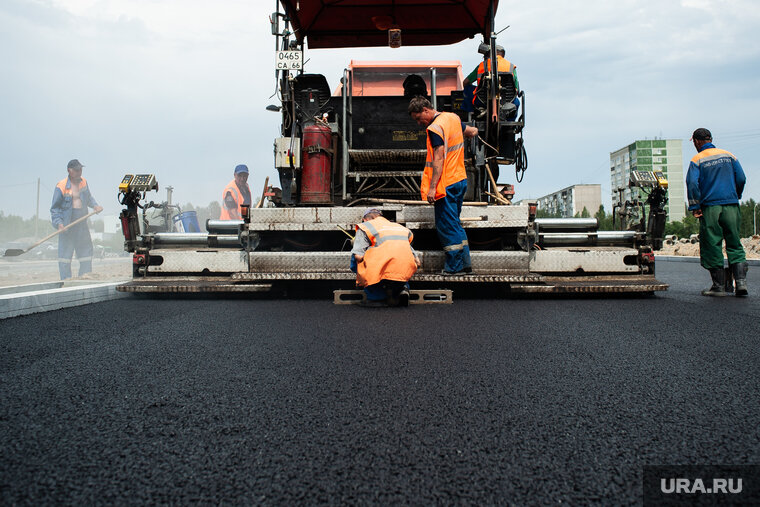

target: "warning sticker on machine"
[392,131,425,142]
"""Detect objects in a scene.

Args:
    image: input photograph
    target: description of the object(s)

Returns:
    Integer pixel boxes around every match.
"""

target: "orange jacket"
[220,180,249,220]
[421,112,466,201]
[50,177,98,228]
[476,55,515,86]
[355,216,417,287]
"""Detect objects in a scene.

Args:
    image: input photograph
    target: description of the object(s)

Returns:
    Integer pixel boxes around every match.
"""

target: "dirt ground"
[658,235,760,259]
[0,257,132,288]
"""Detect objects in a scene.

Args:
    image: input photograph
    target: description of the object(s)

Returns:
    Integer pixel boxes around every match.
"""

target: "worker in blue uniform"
[50,159,103,279]
[686,128,748,297]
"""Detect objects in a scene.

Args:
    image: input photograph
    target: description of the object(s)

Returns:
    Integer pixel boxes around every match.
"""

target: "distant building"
[101,215,120,234]
[536,184,601,218]
[610,139,685,222]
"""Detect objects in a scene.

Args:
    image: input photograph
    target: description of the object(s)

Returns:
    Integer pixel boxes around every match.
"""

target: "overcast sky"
[1,0,758,221]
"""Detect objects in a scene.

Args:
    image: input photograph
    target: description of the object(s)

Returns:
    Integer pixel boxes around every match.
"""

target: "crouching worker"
[350,208,420,307]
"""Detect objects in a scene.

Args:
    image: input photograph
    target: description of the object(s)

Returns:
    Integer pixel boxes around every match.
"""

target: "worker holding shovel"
[50,159,103,279]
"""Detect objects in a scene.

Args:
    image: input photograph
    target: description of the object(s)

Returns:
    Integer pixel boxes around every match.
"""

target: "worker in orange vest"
[220,164,251,220]
[463,45,520,119]
[408,96,478,275]
[350,208,420,307]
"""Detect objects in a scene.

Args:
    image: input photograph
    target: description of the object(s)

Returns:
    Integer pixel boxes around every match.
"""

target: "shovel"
[4,209,101,257]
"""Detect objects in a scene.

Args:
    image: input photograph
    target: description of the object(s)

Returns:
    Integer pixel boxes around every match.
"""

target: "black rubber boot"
[384,282,406,307]
[701,268,727,297]
[724,266,735,294]
[731,262,749,297]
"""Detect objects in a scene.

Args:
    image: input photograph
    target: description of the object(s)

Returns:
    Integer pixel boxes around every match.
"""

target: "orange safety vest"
[421,112,466,201]
[220,180,248,220]
[473,56,517,106]
[56,177,89,197]
[51,177,97,228]
[476,55,515,86]
[355,216,417,287]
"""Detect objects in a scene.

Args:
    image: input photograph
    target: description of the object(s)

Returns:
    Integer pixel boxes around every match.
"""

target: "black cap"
[67,159,84,170]
[691,128,712,141]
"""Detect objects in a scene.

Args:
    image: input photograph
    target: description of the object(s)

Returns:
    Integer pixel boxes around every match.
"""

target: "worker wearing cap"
[350,208,420,307]
[463,45,520,120]
[408,96,478,274]
[686,128,748,297]
[50,159,103,279]
[220,164,252,220]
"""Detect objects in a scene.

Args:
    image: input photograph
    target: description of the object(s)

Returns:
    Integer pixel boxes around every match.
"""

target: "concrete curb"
[0,281,130,320]
[0,282,64,296]
[656,255,760,266]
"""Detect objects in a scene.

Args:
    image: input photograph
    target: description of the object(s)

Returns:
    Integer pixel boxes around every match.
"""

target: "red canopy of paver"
[278,0,498,49]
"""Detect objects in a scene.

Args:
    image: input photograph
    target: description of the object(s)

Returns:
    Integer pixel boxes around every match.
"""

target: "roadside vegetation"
[537,199,758,237]
[1,201,222,255]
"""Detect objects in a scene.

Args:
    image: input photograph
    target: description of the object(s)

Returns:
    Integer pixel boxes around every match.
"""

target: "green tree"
[663,200,757,238]
[594,204,614,230]
[536,208,562,219]
[664,213,699,238]
[740,198,757,237]
[0,212,41,243]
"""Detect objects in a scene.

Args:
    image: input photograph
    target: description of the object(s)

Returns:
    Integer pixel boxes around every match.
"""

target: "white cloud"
[49,0,256,40]
[1,0,758,220]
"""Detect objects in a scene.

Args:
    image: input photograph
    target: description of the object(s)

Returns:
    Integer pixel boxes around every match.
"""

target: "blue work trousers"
[434,179,471,273]
[57,209,93,279]
[350,256,408,301]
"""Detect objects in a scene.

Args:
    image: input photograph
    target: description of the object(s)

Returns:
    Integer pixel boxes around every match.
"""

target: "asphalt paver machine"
[117,0,668,295]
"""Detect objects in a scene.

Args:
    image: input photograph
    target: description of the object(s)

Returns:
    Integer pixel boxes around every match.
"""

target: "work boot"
[398,289,410,307]
[701,268,727,297]
[724,266,735,294]
[731,262,749,297]
[384,285,400,307]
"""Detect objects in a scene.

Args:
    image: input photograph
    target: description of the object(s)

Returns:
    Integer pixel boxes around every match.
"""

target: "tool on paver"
[255,176,270,209]
[336,224,355,240]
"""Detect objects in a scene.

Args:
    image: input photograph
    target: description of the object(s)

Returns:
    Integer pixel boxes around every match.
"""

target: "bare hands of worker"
[94,205,104,213]
[58,224,64,231]
[426,190,436,204]
[692,209,703,218]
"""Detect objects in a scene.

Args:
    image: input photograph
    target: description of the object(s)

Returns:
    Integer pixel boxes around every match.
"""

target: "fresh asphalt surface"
[1,259,758,505]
